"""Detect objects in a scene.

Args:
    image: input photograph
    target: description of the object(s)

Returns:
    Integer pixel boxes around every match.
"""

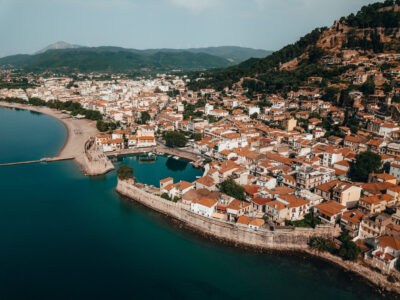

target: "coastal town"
[2,1,400,293]
[2,49,400,285]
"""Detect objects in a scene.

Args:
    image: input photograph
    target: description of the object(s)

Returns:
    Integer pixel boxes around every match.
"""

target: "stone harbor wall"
[116,179,336,250]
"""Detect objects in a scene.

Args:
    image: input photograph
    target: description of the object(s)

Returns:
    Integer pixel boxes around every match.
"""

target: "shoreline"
[116,180,400,297]
[0,102,98,159]
[0,102,115,175]
[2,102,399,295]
[122,194,395,298]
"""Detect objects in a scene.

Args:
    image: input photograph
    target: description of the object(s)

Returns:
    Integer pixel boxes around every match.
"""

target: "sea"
[0,107,385,299]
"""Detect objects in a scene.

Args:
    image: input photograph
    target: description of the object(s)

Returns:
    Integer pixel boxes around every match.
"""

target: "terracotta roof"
[227,199,251,211]
[315,201,346,217]
[160,177,173,183]
[196,176,215,187]
[266,200,286,210]
[378,236,400,251]
[252,197,272,206]
[341,210,364,225]
[195,197,218,208]
[249,218,265,228]
[237,216,252,225]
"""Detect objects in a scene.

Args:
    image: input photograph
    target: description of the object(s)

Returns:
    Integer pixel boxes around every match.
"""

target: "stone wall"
[116,180,337,250]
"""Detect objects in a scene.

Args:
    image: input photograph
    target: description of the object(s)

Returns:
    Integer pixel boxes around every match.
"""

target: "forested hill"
[0,46,272,74]
[187,0,400,93]
[0,48,232,73]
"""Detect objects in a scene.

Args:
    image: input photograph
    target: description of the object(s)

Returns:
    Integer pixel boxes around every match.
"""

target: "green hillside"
[187,0,400,93]
[0,48,231,73]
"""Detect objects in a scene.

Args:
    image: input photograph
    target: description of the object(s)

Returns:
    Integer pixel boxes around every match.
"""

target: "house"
[368,173,397,185]
[358,194,394,215]
[162,180,194,199]
[137,136,156,148]
[191,197,218,217]
[365,236,400,274]
[282,175,296,188]
[379,123,400,138]
[344,136,365,152]
[359,214,392,239]
[390,162,400,181]
[314,180,361,208]
[340,210,364,238]
[102,139,124,152]
[195,176,216,191]
[248,218,265,231]
[181,189,221,207]
[275,195,309,221]
[95,134,111,147]
[160,177,174,189]
[266,201,288,222]
[226,199,252,222]
[250,196,272,213]
[236,215,252,226]
[314,201,346,224]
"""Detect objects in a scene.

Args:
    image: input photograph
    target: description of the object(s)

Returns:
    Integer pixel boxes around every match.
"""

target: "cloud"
[168,0,221,12]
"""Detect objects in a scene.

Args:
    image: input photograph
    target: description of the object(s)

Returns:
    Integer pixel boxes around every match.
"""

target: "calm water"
[0,107,385,300]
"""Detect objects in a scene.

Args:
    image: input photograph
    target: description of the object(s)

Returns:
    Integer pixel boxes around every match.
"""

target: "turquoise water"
[0,107,386,299]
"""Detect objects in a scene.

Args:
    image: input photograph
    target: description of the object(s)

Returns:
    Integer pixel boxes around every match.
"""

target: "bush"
[309,237,336,253]
[164,131,188,147]
[117,165,134,180]
[203,158,212,165]
[219,179,246,200]
[285,213,322,228]
[349,151,382,182]
[161,193,171,201]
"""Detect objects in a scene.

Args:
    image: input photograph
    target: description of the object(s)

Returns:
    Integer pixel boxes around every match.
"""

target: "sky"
[0,0,379,57]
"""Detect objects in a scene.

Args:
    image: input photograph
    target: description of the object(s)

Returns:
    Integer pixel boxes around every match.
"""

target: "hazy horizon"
[1,0,379,57]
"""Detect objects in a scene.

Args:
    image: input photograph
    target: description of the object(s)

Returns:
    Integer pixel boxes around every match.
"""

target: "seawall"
[116,179,336,250]
[116,179,400,295]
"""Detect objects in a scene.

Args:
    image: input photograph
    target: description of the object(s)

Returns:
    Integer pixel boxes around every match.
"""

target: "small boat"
[173,156,180,160]
[139,153,157,162]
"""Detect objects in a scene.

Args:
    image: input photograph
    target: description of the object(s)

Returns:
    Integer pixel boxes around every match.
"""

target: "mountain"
[34,44,271,64]
[127,46,272,64]
[0,48,232,73]
[0,45,271,73]
[187,1,400,92]
[35,41,83,54]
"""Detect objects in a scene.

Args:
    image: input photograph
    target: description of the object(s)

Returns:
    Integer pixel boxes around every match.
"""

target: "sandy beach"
[0,101,98,161]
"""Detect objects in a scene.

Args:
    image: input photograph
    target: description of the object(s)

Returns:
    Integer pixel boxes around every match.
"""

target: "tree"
[337,232,361,261]
[192,133,202,141]
[96,120,109,132]
[308,47,325,63]
[164,131,188,147]
[349,151,382,182]
[360,76,376,96]
[117,165,134,180]
[219,179,246,200]
[141,112,150,124]
[310,237,334,252]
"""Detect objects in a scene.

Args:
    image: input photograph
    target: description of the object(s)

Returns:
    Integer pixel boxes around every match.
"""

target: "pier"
[0,156,74,167]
